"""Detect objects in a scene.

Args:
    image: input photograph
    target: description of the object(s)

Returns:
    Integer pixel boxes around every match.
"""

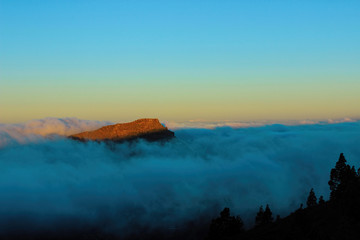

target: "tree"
[220,207,230,218]
[255,206,264,226]
[318,195,325,205]
[255,204,273,226]
[351,166,356,176]
[306,188,317,207]
[263,204,273,224]
[328,153,358,200]
[328,153,348,199]
[208,207,244,239]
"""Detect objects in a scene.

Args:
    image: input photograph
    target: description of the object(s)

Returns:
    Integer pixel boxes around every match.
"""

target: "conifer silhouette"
[255,204,273,226]
[329,153,358,200]
[263,204,273,224]
[255,206,264,226]
[208,207,244,239]
[328,153,348,199]
[206,153,360,239]
[306,188,317,207]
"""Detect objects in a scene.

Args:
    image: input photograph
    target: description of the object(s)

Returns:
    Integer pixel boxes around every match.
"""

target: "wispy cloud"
[0,117,112,147]
[165,117,358,130]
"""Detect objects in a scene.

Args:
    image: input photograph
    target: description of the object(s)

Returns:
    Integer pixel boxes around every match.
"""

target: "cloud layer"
[164,117,357,129]
[0,117,112,147]
[0,118,359,238]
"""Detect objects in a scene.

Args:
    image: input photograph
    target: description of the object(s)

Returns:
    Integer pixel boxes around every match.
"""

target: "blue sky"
[1,0,359,122]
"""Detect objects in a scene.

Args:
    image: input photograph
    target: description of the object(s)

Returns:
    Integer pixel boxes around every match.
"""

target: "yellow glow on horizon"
[1,79,359,124]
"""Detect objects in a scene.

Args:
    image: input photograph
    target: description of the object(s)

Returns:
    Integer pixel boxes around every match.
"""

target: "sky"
[1,0,359,123]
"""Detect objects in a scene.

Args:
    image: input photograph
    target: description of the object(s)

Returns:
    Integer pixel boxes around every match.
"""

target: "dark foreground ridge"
[207,153,360,240]
[69,118,175,142]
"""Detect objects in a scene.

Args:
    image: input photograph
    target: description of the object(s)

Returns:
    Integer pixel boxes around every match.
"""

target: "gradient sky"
[1,0,359,123]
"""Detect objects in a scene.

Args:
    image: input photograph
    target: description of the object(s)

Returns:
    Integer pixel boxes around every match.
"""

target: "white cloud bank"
[0,118,359,238]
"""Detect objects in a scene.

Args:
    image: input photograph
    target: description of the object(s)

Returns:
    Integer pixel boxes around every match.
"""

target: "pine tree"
[328,153,348,199]
[234,216,244,233]
[220,207,230,218]
[306,188,317,207]
[208,207,244,239]
[328,153,358,200]
[299,203,303,210]
[255,206,264,226]
[351,166,356,176]
[263,204,273,224]
[318,195,325,205]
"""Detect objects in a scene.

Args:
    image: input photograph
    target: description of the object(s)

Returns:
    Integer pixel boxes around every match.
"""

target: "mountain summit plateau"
[69,118,174,142]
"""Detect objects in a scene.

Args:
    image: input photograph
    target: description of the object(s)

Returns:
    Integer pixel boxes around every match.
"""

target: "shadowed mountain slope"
[69,118,174,142]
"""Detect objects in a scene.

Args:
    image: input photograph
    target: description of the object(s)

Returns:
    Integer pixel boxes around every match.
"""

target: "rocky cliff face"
[69,118,174,142]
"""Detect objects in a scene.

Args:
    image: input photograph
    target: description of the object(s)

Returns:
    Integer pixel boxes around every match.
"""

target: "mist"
[0,118,359,238]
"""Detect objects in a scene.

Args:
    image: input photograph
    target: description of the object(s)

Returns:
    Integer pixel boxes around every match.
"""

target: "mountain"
[69,118,174,142]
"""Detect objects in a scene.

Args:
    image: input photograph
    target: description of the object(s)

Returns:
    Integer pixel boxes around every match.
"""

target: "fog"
[0,118,359,238]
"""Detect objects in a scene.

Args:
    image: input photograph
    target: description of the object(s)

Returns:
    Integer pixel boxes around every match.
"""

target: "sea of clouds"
[0,118,359,238]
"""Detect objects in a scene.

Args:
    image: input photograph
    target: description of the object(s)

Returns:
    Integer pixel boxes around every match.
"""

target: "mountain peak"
[69,118,174,142]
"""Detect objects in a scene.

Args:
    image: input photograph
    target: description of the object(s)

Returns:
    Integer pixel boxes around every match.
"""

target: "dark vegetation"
[207,153,360,240]
[208,207,244,239]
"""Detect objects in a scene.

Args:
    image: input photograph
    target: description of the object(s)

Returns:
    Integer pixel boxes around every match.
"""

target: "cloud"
[164,120,264,129]
[165,117,358,130]
[0,118,359,238]
[0,117,112,147]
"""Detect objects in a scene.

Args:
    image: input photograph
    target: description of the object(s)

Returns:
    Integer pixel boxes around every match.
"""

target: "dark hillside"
[207,153,360,240]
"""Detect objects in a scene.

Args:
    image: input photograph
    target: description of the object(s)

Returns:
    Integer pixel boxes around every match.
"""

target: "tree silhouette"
[255,206,264,226]
[221,207,230,218]
[263,204,273,224]
[205,153,360,239]
[306,188,317,207]
[255,204,273,226]
[208,207,244,239]
[328,153,348,199]
[328,153,358,200]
